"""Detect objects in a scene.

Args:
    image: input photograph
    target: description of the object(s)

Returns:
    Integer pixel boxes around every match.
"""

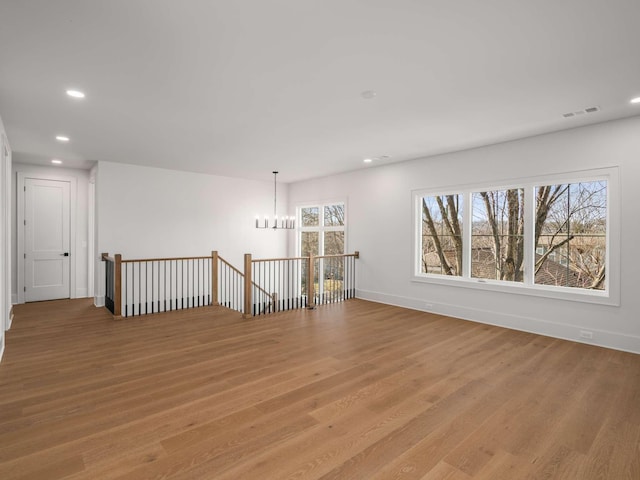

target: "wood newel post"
[243,253,252,318]
[354,251,360,259]
[114,254,122,317]
[307,254,315,309]
[211,251,219,306]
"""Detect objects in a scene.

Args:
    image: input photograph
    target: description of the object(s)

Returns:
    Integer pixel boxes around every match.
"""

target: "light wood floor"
[0,299,639,479]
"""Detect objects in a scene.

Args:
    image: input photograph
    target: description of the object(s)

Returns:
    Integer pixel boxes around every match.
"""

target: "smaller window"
[301,207,319,227]
[420,194,463,276]
[324,204,345,227]
[471,188,524,283]
[301,231,319,257]
[534,181,607,290]
[324,231,344,255]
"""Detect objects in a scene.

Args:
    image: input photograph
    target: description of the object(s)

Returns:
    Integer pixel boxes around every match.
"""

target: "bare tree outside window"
[301,207,319,227]
[535,181,606,290]
[324,231,344,255]
[324,204,345,227]
[471,188,524,282]
[421,195,463,275]
[301,231,319,257]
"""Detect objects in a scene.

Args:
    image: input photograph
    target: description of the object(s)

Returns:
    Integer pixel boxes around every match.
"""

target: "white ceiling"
[1,0,639,183]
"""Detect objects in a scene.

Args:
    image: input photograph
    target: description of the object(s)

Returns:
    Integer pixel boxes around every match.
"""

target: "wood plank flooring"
[0,298,639,479]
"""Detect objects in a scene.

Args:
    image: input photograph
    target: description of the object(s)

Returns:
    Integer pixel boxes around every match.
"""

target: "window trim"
[412,167,620,306]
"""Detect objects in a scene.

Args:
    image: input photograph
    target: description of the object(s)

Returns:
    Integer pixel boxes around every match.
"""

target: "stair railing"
[243,251,359,318]
[101,250,358,318]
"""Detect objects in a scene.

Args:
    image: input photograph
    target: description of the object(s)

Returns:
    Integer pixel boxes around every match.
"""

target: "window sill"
[411,273,618,307]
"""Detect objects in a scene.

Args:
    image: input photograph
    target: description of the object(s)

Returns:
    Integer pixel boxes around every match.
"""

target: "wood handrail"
[219,255,271,298]
[252,256,309,263]
[315,252,360,260]
[109,252,360,265]
[218,255,243,275]
[121,255,210,263]
[101,253,114,262]
[252,252,359,263]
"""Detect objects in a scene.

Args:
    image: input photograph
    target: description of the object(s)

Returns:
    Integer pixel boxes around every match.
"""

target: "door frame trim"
[17,173,77,304]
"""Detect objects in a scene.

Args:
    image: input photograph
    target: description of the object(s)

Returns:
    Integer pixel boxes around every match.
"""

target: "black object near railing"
[102,250,359,318]
[102,254,118,315]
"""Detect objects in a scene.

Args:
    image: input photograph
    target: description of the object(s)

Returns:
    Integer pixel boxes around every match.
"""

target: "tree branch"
[590,264,606,289]
[423,199,454,275]
[480,192,502,279]
[534,235,574,275]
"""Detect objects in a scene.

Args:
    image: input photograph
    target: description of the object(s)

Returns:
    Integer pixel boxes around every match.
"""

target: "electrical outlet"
[579,330,593,340]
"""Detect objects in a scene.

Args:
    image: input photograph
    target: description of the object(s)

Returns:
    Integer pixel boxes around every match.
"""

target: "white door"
[24,178,71,301]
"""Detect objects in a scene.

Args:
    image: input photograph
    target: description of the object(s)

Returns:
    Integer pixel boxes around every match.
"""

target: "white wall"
[95,161,288,302]
[289,116,640,353]
[11,162,91,301]
[0,113,11,362]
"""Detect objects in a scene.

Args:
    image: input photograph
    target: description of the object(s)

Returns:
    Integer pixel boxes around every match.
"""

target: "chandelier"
[255,171,295,230]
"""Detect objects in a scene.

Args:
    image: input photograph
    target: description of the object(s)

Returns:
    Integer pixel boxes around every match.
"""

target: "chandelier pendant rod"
[273,171,278,226]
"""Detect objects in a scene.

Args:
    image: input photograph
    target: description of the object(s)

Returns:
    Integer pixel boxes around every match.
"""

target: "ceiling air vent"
[562,106,600,118]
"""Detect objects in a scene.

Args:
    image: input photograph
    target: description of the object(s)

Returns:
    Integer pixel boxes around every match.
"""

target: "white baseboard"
[94,295,105,307]
[11,294,17,305]
[356,289,640,355]
[75,288,88,298]
[7,306,13,330]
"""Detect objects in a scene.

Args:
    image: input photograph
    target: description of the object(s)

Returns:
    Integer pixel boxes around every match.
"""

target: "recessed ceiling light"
[363,158,373,163]
[51,159,63,164]
[361,90,376,100]
[55,135,70,142]
[631,97,640,104]
[66,89,85,99]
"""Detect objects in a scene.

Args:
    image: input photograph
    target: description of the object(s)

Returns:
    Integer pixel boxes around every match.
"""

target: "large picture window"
[414,168,618,305]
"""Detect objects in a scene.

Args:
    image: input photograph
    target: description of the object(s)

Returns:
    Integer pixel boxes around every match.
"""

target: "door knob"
[61,252,69,256]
